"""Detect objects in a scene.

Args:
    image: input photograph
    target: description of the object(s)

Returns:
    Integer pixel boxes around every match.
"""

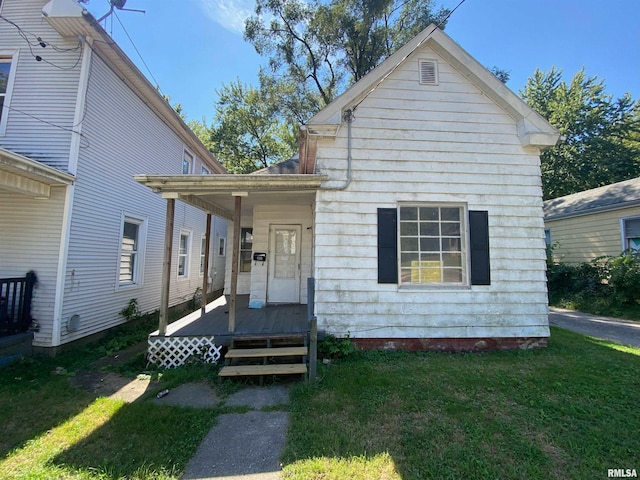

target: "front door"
[267,224,301,303]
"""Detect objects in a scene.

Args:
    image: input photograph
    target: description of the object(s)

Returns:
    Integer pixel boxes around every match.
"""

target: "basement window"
[419,60,438,85]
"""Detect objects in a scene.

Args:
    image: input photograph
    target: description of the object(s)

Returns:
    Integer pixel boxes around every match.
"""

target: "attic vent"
[419,60,438,85]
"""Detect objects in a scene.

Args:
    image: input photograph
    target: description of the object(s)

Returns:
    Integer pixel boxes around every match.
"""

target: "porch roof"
[134,173,327,219]
[0,147,75,198]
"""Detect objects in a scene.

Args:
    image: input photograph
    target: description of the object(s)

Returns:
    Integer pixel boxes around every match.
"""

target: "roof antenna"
[97,0,145,23]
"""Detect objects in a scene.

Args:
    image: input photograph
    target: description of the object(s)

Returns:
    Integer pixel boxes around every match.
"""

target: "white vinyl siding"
[0,0,82,170]
[313,44,548,339]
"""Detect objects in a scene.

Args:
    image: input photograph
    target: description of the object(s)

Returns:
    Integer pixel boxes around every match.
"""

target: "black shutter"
[378,208,398,283]
[469,210,490,285]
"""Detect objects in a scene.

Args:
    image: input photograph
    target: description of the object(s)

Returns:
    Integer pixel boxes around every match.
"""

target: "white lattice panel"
[148,336,222,368]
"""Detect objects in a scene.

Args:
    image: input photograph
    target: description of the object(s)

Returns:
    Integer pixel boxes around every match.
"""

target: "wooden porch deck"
[150,295,309,346]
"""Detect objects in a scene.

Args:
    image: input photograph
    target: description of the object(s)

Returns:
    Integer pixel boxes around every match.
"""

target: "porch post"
[159,198,175,336]
[229,194,243,332]
[201,213,212,315]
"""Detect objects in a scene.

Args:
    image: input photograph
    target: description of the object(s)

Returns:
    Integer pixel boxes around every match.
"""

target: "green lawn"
[1,326,638,479]
[283,327,640,479]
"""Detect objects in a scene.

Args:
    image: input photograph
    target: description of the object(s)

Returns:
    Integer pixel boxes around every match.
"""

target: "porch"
[149,294,309,346]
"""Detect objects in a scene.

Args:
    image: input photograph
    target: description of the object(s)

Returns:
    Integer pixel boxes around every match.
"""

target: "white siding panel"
[58,54,216,344]
[0,187,66,346]
[313,45,548,340]
[0,0,81,171]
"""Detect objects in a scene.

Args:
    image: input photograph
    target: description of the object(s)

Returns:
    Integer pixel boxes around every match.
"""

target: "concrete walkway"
[180,386,291,480]
[549,307,640,347]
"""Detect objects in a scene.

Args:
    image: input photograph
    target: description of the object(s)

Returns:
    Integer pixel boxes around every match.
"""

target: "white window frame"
[240,227,253,273]
[116,212,147,290]
[218,237,226,256]
[178,229,192,278]
[621,216,640,252]
[199,234,207,276]
[0,50,19,136]
[398,203,468,287]
[182,150,193,174]
[544,228,552,246]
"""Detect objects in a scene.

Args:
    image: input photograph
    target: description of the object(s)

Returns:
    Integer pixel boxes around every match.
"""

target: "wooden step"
[219,363,307,377]
[225,346,308,359]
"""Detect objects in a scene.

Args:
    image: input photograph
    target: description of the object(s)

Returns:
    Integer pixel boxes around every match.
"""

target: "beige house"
[544,178,640,264]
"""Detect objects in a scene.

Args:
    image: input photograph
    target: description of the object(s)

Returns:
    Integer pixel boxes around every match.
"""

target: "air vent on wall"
[419,60,438,85]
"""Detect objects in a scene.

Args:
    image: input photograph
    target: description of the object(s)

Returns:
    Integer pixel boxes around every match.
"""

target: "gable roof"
[252,156,300,175]
[41,0,225,174]
[544,177,640,221]
[305,24,559,149]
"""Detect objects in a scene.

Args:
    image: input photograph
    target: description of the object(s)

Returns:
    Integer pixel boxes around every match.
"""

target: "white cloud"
[198,0,255,34]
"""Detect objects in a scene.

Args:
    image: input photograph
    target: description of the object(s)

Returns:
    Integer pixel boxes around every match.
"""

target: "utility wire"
[351,0,467,112]
[111,8,163,94]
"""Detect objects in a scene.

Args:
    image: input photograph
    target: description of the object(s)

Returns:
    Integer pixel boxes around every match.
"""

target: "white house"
[0,0,227,353]
[137,24,559,352]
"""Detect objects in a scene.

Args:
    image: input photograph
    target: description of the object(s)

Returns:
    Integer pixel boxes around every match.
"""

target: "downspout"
[322,109,354,190]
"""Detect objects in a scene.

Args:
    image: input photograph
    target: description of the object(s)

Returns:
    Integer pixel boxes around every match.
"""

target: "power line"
[111,8,163,94]
[351,0,467,112]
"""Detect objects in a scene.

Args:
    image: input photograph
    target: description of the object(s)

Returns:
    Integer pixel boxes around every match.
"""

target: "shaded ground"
[549,307,640,347]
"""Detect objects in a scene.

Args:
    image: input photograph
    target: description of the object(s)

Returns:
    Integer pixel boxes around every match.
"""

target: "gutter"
[321,109,354,191]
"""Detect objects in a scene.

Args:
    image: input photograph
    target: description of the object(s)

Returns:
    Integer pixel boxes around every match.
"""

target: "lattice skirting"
[148,336,222,368]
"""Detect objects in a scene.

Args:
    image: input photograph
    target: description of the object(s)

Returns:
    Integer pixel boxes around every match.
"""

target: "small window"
[545,228,552,246]
[399,205,465,285]
[200,235,207,275]
[118,214,146,287]
[419,60,438,85]
[202,166,210,175]
[178,230,191,277]
[0,52,18,135]
[218,237,226,256]
[182,151,193,174]
[240,228,253,273]
[622,217,640,252]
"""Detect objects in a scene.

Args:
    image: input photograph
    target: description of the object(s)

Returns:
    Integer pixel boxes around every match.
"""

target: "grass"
[2,322,639,479]
[282,327,640,479]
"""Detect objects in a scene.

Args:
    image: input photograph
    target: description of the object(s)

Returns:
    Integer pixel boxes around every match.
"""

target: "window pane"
[401,252,419,267]
[122,222,138,250]
[178,256,186,276]
[400,207,417,220]
[420,222,439,236]
[421,268,441,283]
[442,252,462,267]
[400,222,418,236]
[182,159,190,174]
[180,235,188,254]
[218,238,225,256]
[441,238,461,252]
[119,253,135,282]
[420,253,441,263]
[401,237,418,251]
[441,208,460,221]
[441,222,460,236]
[420,237,439,251]
[443,268,463,283]
[419,207,439,221]
[0,62,10,94]
[240,251,252,273]
[241,228,253,249]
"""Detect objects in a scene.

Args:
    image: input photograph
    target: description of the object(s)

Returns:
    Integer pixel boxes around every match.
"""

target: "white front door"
[267,224,301,303]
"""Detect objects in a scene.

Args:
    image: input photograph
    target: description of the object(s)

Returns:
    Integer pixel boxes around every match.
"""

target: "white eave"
[0,147,75,198]
[306,25,560,149]
[135,174,327,193]
[41,0,226,174]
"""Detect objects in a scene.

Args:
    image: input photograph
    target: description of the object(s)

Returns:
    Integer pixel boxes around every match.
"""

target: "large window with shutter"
[378,206,490,286]
[622,217,640,252]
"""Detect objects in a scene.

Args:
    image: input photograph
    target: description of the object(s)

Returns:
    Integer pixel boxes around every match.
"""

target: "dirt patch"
[70,370,158,402]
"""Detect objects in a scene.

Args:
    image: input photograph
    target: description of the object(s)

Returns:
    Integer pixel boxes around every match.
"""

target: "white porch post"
[159,198,175,335]
[201,213,212,315]
[229,194,243,332]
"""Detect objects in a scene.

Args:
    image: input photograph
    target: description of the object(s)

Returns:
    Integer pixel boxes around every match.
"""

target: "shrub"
[605,250,640,305]
[319,333,358,359]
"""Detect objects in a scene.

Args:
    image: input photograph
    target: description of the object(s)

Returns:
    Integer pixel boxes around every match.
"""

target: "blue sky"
[83,0,640,124]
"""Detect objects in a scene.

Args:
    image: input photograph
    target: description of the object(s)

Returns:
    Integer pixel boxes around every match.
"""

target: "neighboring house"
[0,0,227,352]
[544,178,640,264]
[137,24,559,351]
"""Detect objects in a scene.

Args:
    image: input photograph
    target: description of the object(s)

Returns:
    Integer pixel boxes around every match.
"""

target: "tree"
[245,0,450,123]
[521,68,640,200]
[210,80,297,173]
